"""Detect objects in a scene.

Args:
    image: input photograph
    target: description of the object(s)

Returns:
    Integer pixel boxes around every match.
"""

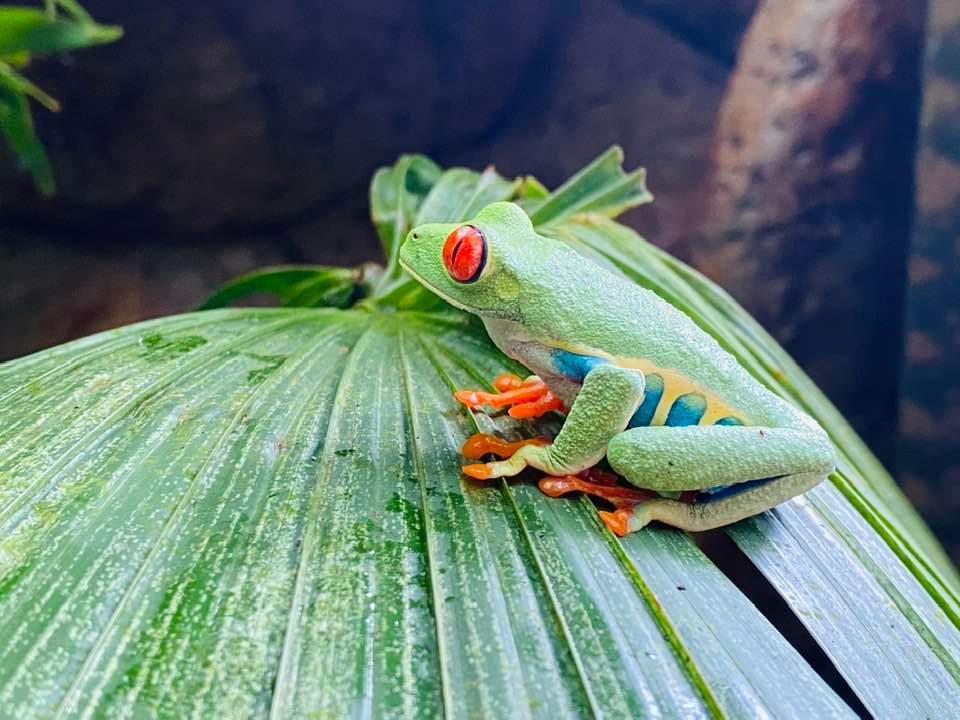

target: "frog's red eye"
[442,225,486,283]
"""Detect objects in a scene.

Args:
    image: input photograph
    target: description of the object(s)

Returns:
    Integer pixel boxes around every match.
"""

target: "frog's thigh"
[606,425,834,492]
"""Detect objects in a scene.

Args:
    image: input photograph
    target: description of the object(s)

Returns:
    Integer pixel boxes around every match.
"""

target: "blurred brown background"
[0,0,956,561]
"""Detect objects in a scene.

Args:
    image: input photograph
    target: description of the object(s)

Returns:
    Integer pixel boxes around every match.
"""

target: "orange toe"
[460,433,549,460]
[454,389,486,408]
[599,509,632,537]
[508,392,566,419]
[493,372,524,392]
[462,463,494,480]
[454,382,549,411]
[538,475,581,498]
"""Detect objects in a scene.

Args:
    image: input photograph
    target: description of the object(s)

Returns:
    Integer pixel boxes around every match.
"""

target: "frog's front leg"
[602,425,835,534]
[454,372,565,419]
[461,364,645,479]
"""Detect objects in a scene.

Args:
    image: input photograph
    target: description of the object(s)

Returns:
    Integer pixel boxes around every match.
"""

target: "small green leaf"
[48,0,94,24]
[527,145,652,227]
[370,154,441,276]
[0,50,30,67]
[0,60,58,110]
[198,266,358,310]
[413,166,518,225]
[0,83,52,194]
[0,7,121,56]
[0,2,122,194]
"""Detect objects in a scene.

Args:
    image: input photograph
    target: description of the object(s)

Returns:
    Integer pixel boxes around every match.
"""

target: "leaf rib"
[0,311,232,406]
[149,321,354,715]
[267,320,376,720]
[0,314,305,534]
[760,504,937,714]
[53,314,332,718]
[590,510,723,719]
[396,327,459,718]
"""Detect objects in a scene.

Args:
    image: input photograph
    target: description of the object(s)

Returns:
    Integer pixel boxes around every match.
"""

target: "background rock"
[683,0,923,466]
[900,0,960,563]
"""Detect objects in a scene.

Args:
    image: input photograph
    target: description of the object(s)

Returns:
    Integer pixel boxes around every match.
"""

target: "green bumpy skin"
[399,202,836,533]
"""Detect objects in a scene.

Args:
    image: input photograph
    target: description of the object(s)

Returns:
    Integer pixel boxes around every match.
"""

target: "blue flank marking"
[552,349,606,382]
[628,373,663,427]
[698,476,776,502]
[665,392,707,426]
[714,416,744,426]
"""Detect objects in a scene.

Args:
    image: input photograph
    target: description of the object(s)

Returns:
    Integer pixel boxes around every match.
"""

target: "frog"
[398,201,836,535]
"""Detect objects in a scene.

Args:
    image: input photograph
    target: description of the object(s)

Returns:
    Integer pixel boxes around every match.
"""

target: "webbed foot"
[537,469,665,537]
[538,473,658,508]
[454,373,566,419]
[459,433,550,480]
[598,492,700,535]
[598,508,643,536]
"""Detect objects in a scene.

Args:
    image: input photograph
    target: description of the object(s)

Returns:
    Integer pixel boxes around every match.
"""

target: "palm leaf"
[1,148,957,717]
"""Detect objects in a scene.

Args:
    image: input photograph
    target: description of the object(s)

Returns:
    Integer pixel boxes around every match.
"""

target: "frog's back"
[521,241,809,430]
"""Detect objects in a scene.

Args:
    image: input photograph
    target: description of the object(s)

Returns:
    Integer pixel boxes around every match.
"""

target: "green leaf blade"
[0,310,362,716]
[399,328,594,718]
[370,154,442,277]
[268,318,445,719]
[616,525,854,719]
[730,486,960,717]
[0,84,53,194]
[0,307,866,717]
[527,146,652,228]
[0,7,121,57]
[198,266,357,310]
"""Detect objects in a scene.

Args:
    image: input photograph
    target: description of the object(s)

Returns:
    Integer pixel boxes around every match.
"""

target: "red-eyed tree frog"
[399,202,836,536]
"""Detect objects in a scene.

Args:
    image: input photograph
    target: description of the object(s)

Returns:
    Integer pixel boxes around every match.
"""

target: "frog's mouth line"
[398,259,517,321]
[398,260,474,314]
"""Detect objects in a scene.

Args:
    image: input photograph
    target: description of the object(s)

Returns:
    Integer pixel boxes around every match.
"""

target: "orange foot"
[454,372,566,419]
[538,473,659,509]
[597,490,700,535]
[538,470,662,537]
[597,508,636,537]
[459,432,549,480]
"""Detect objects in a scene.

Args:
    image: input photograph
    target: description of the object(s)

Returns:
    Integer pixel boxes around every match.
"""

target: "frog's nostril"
[412,233,419,239]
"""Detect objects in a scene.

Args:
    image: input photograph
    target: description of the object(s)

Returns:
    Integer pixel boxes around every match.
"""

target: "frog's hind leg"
[538,471,659,508]
[601,470,824,535]
[604,424,835,534]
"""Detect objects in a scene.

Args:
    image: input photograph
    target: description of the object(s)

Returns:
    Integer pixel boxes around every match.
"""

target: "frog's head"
[399,201,534,321]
